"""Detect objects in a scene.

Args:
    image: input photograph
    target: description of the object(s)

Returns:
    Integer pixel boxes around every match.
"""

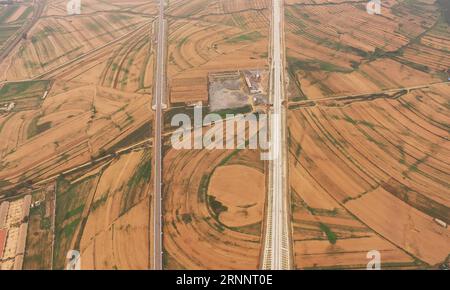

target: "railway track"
[151,0,167,270]
[262,0,293,270]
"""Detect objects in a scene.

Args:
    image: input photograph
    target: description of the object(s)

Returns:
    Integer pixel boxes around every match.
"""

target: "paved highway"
[152,0,167,270]
[262,0,292,270]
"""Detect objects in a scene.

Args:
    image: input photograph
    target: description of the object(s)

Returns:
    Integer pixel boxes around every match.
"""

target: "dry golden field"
[160,0,273,269]
[288,83,450,268]
[0,82,153,191]
[0,3,33,48]
[163,147,266,269]
[52,149,153,270]
[286,0,450,270]
[0,0,156,270]
[285,0,449,100]
[0,0,448,271]
[0,13,151,81]
[45,0,158,16]
[0,0,156,192]
[166,0,270,105]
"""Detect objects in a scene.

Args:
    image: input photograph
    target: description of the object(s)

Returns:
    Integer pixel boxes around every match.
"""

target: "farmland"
[0,0,449,271]
[285,0,450,270]
[285,0,450,100]
[0,0,156,270]
[161,0,272,269]
[0,2,34,51]
[0,82,153,192]
[166,0,270,106]
[163,147,266,269]
[0,12,152,81]
[288,83,450,268]
[45,0,157,16]
[52,149,153,270]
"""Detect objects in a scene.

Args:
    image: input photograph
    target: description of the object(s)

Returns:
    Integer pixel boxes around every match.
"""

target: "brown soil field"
[346,187,450,265]
[0,4,33,48]
[3,5,30,24]
[288,83,450,268]
[27,21,156,94]
[170,77,208,105]
[45,0,158,17]
[0,81,153,192]
[53,149,153,270]
[168,0,270,17]
[0,11,152,81]
[208,165,265,228]
[163,147,266,269]
[97,29,155,94]
[0,0,156,270]
[2,0,447,271]
[285,0,449,100]
[167,0,270,105]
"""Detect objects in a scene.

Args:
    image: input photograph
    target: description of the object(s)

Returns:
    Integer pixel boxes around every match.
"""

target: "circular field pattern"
[207,165,265,228]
